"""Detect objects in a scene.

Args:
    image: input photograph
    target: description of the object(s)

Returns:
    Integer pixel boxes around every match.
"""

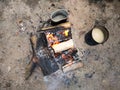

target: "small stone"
[85,73,92,78]
[85,72,95,78]
[8,66,11,72]
[0,69,3,75]
[95,54,100,61]
[78,85,81,88]
[6,82,11,87]
[34,76,38,80]
[83,49,91,56]
[18,45,21,47]
[51,3,55,7]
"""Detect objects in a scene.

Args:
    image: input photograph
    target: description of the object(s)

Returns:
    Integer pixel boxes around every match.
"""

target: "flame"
[63,30,69,37]
[46,29,70,47]
[46,33,60,47]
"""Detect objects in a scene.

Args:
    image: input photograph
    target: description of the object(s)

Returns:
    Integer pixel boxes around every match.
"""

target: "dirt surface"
[0,0,120,90]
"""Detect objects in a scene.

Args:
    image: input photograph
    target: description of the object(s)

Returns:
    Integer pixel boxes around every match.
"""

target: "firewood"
[41,22,71,31]
[52,39,74,53]
[30,34,37,51]
[25,34,38,80]
[63,62,83,73]
[25,59,36,80]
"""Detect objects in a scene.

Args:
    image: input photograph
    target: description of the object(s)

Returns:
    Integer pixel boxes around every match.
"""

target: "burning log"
[38,22,72,47]
[52,39,74,53]
[35,33,59,76]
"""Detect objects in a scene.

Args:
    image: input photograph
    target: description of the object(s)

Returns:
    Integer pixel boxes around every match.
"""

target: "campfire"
[25,22,82,79]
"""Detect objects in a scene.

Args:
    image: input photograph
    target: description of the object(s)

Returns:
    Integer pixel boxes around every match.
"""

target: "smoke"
[44,70,78,90]
[44,70,63,90]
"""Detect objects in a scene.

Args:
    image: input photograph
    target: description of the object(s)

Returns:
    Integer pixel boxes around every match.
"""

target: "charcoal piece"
[36,33,59,76]
[36,33,48,50]
[37,56,59,76]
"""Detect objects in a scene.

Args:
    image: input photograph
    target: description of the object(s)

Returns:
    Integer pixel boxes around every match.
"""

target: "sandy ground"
[0,0,120,90]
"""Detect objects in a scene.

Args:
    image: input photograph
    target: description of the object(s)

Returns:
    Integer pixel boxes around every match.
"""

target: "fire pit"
[25,22,83,79]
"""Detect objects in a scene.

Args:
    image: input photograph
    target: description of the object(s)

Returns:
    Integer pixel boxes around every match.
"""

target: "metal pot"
[50,9,68,23]
[91,26,109,44]
[85,26,109,45]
